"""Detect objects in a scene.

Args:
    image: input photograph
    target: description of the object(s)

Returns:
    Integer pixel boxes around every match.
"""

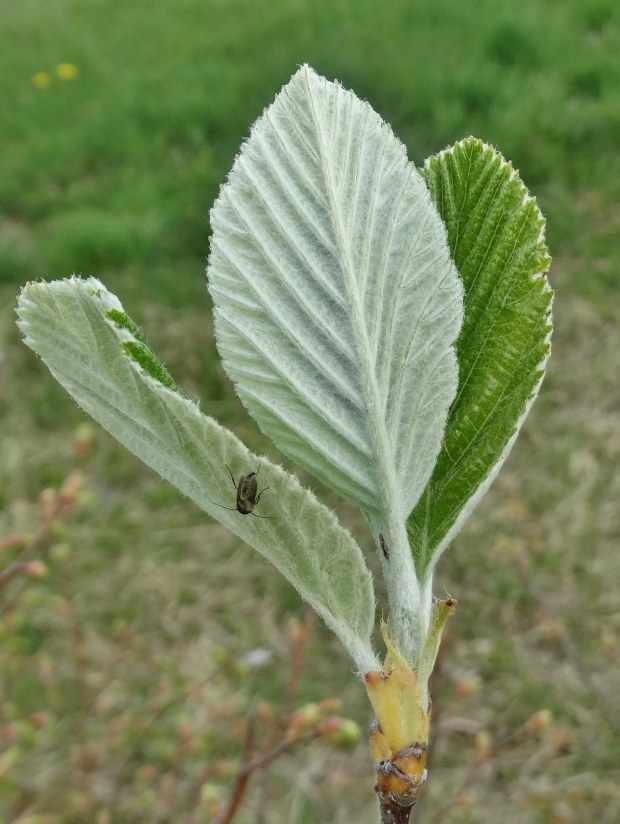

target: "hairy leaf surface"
[408,138,553,579]
[208,65,463,527]
[17,277,378,672]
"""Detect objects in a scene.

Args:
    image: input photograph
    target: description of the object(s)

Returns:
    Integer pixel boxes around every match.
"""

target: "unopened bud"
[256,701,273,723]
[536,614,566,642]
[1,724,18,743]
[39,487,57,521]
[113,620,132,642]
[286,702,321,741]
[232,659,250,680]
[0,744,20,776]
[210,644,231,667]
[524,709,553,735]
[50,521,69,541]
[287,616,303,645]
[318,716,361,748]
[456,791,474,810]
[59,472,84,507]
[25,560,47,579]
[15,720,37,747]
[453,676,482,699]
[317,697,341,714]
[30,711,51,728]
[213,759,236,779]
[601,628,616,655]
[177,721,193,741]
[200,782,222,817]
[136,764,158,784]
[474,730,492,762]
[0,533,26,552]
[545,724,573,755]
[73,424,95,460]
[50,542,71,565]
[222,696,239,718]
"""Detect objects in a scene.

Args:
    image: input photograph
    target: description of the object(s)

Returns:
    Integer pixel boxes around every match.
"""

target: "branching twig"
[1,476,82,608]
[209,608,317,824]
[425,718,540,824]
[282,609,314,718]
[525,579,619,736]
[0,509,58,591]
[214,710,258,824]
[255,607,314,824]
[245,728,319,774]
[110,671,217,811]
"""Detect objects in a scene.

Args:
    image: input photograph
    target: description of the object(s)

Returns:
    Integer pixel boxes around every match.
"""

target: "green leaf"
[408,138,553,581]
[207,65,463,528]
[17,277,378,672]
[208,65,464,663]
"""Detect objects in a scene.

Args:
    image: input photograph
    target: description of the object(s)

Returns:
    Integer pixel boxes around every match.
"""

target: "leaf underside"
[408,137,553,577]
[207,65,463,525]
[17,278,378,672]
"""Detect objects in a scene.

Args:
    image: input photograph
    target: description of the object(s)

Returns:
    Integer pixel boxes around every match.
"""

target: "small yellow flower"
[32,72,51,89]
[56,63,79,80]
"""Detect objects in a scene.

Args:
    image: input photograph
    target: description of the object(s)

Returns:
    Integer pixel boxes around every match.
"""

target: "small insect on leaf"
[378,533,389,560]
[210,465,271,518]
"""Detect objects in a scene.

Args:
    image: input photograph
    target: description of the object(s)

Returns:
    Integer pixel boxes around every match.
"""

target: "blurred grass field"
[1,0,619,822]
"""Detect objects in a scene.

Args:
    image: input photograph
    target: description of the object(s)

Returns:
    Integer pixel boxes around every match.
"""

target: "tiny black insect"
[210,465,270,518]
[379,532,389,560]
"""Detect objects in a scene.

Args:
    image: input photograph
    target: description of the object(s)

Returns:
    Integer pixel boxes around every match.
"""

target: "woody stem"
[378,793,416,824]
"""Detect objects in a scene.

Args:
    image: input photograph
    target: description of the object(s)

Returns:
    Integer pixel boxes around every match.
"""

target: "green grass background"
[1,0,619,822]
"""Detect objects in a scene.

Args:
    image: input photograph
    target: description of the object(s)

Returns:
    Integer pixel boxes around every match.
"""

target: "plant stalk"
[378,792,417,824]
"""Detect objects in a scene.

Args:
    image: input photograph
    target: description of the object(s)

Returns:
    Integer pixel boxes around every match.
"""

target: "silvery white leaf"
[17,277,379,672]
[208,65,463,530]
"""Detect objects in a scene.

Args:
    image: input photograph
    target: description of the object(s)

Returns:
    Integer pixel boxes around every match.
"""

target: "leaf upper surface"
[408,138,553,577]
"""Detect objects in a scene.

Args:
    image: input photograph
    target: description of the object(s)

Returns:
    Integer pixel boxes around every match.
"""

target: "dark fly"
[210,464,270,518]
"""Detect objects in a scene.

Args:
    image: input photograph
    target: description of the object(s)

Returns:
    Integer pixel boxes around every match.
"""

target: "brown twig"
[525,579,620,736]
[245,728,319,773]
[0,534,26,553]
[56,561,96,805]
[424,719,537,824]
[0,478,83,616]
[211,608,315,824]
[109,671,217,816]
[214,710,258,824]
[255,607,314,824]
[254,752,273,823]
[0,559,32,588]
[0,504,60,591]
[282,608,314,727]
[185,763,217,824]
[378,795,417,824]
[217,726,320,824]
